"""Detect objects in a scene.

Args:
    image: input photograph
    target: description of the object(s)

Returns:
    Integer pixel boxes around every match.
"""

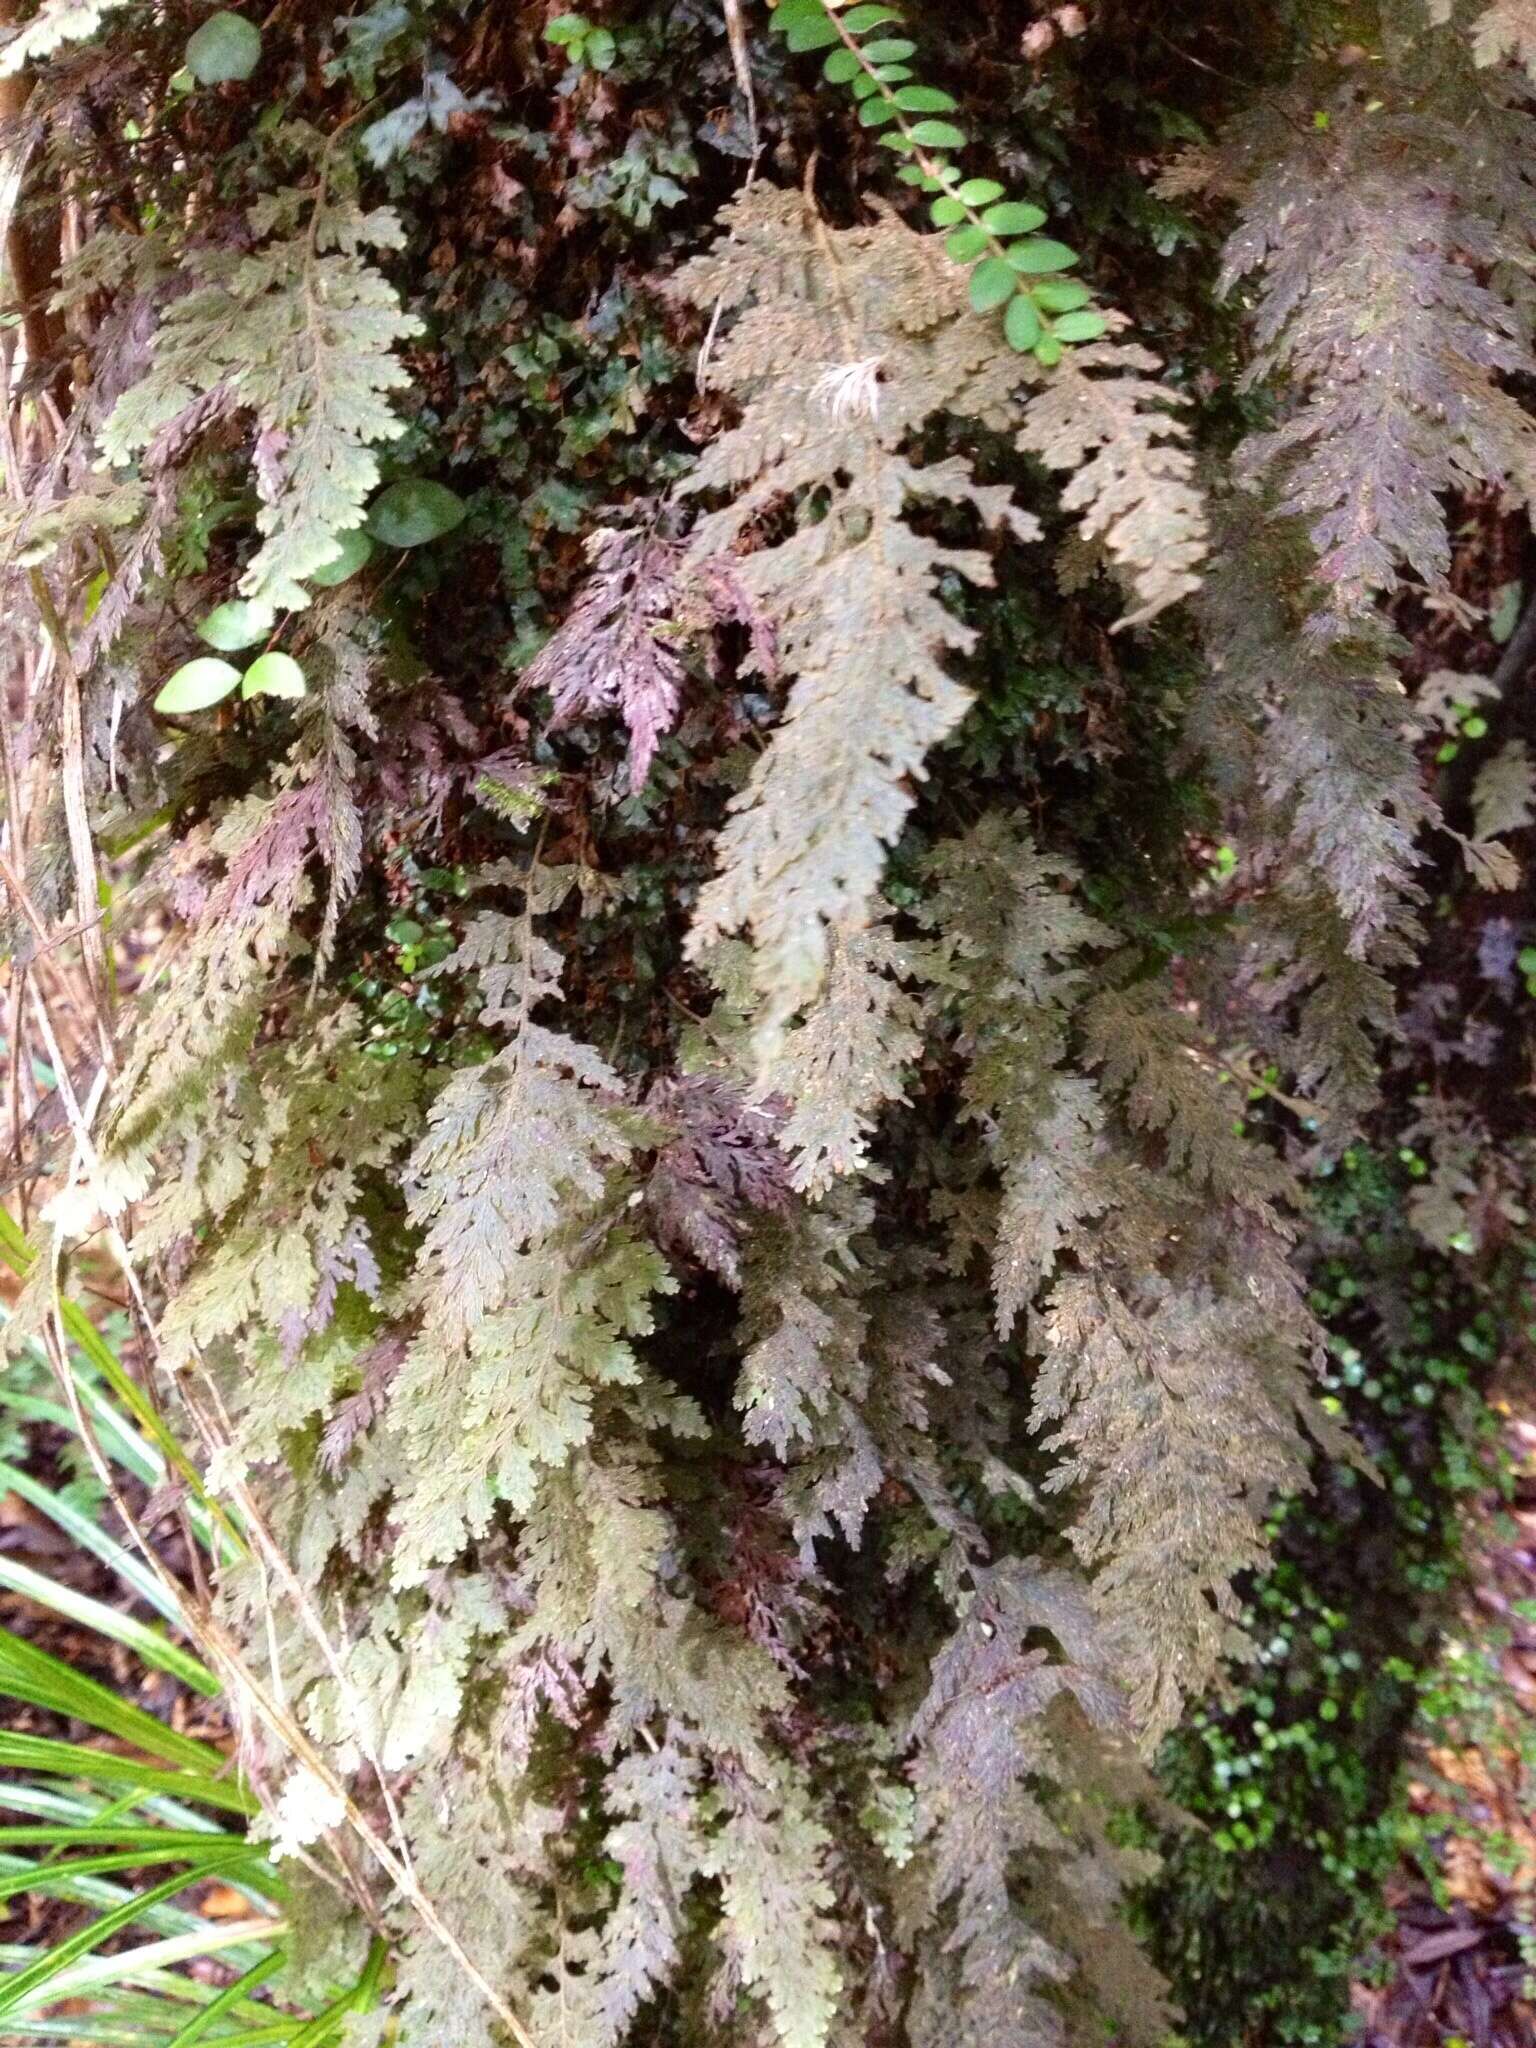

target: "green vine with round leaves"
[769,0,1108,363]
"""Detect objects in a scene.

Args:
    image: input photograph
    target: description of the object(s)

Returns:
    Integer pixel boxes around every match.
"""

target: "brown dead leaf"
[1443,1836,1501,1913]
[200,1884,255,1919]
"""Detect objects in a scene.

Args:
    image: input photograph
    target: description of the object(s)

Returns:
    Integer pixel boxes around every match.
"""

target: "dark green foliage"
[1143,1152,1511,2047]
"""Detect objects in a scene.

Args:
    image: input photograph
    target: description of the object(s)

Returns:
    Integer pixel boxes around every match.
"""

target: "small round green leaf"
[851,69,881,98]
[907,119,966,148]
[1004,293,1043,352]
[945,224,989,262]
[784,2,840,51]
[1035,334,1064,367]
[981,201,1048,235]
[197,599,273,652]
[1007,238,1080,275]
[1031,278,1093,313]
[1050,309,1109,342]
[241,651,306,702]
[155,658,240,715]
[308,529,376,588]
[969,256,1018,313]
[842,3,900,29]
[894,84,955,112]
[858,95,898,125]
[823,47,862,81]
[895,164,928,185]
[367,480,468,549]
[185,11,261,84]
[930,196,967,226]
[876,130,916,151]
[862,37,915,59]
[956,178,1004,205]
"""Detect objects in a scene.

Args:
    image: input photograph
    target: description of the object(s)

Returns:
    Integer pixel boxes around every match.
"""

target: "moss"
[1140,1151,1510,2046]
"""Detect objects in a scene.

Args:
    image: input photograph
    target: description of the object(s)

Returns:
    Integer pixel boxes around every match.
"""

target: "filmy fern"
[5,0,1531,2044]
[102,187,421,614]
[669,182,1204,1049]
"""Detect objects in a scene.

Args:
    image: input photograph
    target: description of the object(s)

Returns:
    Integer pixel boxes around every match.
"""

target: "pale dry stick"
[5,962,25,1181]
[696,0,762,382]
[0,261,114,1075]
[0,840,109,969]
[175,1353,420,1891]
[721,0,759,159]
[29,566,117,1071]
[22,980,536,2048]
[0,615,110,1085]
[1,562,67,1201]
[0,0,64,388]
[0,839,112,1165]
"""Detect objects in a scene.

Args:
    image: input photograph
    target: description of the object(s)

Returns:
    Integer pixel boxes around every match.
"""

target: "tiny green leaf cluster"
[769,0,1106,363]
[544,13,618,73]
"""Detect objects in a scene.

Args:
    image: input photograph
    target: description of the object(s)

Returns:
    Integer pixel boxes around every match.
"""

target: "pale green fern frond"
[102,194,420,612]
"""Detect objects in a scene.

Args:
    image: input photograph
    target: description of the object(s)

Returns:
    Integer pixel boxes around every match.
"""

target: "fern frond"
[923,817,1111,1333]
[704,1762,843,2048]
[768,914,928,1195]
[736,1196,882,1553]
[1222,91,1536,615]
[906,1561,1130,2048]
[1470,0,1536,70]
[1034,1216,1329,1735]
[1015,337,1208,628]
[102,194,421,612]
[1083,975,1294,1212]
[668,187,1036,1049]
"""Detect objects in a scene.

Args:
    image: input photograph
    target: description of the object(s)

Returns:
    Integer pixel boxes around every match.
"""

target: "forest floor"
[1355,1396,1536,2048]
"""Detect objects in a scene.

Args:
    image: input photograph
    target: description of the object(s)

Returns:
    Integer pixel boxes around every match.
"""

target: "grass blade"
[0,1732,256,1817]
[0,1852,263,2016]
[164,1951,284,2048]
[286,1938,387,2048]
[0,1458,183,1625]
[0,1204,245,1561]
[0,1627,225,1765]
[0,1842,268,1903]
[0,1828,240,1850]
[0,1556,218,1696]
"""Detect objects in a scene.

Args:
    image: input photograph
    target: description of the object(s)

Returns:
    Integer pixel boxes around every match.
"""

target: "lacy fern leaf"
[1015,338,1208,628]
[670,185,1038,1051]
[102,191,420,611]
[1470,0,1536,70]
[1221,89,1536,615]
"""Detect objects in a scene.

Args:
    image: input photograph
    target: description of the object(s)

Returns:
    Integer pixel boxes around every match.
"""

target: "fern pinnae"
[101,183,421,614]
[16,0,1523,2037]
